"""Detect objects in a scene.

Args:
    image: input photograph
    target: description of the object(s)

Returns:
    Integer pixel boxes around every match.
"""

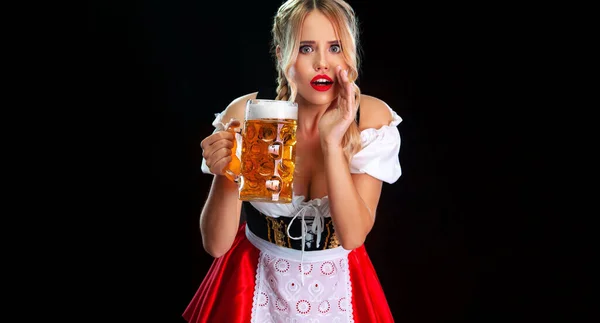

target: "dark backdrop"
[89,1,565,322]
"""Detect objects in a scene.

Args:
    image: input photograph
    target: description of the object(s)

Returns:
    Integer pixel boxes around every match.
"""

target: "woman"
[184,0,402,321]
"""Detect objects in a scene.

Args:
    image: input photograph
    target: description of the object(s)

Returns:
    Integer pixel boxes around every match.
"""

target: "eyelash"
[299,45,342,54]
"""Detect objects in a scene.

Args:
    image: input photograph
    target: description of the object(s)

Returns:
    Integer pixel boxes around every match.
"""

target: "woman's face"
[290,10,348,106]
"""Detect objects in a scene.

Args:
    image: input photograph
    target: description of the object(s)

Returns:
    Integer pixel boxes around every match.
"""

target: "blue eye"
[330,45,341,53]
[299,45,313,54]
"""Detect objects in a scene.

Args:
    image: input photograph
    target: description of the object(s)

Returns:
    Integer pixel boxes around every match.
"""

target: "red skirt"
[183,223,395,322]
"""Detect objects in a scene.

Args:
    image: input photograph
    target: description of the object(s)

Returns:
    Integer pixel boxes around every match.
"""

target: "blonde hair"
[271,0,362,160]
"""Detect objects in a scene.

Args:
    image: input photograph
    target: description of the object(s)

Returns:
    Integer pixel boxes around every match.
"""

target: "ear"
[275,45,282,62]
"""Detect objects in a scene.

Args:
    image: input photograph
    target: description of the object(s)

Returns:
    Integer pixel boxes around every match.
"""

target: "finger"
[212,146,235,163]
[202,139,234,158]
[341,69,352,101]
[201,131,234,149]
[215,138,235,151]
[335,67,347,113]
[338,68,355,118]
[338,67,353,98]
[346,74,358,117]
[212,156,233,175]
[336,66,347,97]
[214,147,233,159]
[215,157,234,175]
[206,150,233,172]
[201,133,221,149]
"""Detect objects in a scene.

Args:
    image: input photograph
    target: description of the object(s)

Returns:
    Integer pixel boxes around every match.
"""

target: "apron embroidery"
[247,226,354,322]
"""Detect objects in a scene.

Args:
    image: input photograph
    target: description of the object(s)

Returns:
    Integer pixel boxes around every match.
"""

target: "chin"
[300,91,336,106]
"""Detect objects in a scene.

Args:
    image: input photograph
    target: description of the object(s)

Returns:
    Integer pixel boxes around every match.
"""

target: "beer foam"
[246,99,298,120]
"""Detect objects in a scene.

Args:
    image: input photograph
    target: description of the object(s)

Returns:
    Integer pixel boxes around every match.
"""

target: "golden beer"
[239,118,297,203]
[225,99,298,203]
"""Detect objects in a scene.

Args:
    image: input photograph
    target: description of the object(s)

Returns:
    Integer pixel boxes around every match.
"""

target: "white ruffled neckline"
[225,105,401,214]
[386,106,403,127]
[211,105,401,135]
[249,194,331,219]
[358,107,402,141]
[291,194,329,206]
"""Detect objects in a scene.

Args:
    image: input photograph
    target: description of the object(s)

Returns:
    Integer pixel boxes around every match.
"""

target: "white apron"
[246,225,355,323]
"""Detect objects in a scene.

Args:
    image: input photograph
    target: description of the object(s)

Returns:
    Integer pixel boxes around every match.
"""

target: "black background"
[89,1,570,322]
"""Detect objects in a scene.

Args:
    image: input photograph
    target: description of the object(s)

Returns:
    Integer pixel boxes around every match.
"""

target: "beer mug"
[224,99,298,203]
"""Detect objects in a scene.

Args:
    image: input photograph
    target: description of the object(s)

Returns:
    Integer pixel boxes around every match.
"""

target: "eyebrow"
[299,40,340,45]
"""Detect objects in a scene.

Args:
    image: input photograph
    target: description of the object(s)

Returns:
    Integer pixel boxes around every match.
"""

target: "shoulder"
[357,94,394,131]
[219,92,259,122]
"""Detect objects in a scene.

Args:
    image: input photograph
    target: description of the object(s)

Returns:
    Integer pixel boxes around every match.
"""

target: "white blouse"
[201,105,403,277]
[200,105,403,220]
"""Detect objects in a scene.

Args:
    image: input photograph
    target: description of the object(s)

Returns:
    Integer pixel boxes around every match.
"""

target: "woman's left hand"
[318,65,357,147]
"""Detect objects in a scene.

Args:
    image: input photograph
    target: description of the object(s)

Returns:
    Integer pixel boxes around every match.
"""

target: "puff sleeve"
[349,107,402,184]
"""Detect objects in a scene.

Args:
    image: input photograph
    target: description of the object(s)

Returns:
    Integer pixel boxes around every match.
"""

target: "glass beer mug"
[224,99,298,203]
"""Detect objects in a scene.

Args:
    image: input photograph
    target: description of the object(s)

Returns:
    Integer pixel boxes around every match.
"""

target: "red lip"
[310,74,333,92]
[310,74,334,92]
[311,74,333,83]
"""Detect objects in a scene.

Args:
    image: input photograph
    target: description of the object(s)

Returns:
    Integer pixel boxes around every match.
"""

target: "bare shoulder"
[220,92,259,122]
[357,94,394,131]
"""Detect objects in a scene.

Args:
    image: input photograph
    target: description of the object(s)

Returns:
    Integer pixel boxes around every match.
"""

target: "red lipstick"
[310,74,334,92]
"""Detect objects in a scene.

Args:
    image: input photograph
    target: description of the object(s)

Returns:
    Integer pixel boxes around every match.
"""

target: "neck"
[295,97,337,137]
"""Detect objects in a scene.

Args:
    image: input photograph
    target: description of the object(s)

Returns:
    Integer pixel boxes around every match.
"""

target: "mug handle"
[223,119,241,183]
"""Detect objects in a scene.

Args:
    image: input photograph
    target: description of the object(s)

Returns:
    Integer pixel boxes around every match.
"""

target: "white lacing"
[285,203,325,286]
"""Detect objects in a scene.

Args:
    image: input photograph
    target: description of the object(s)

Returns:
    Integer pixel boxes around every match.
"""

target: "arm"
[323,146,382,250]
[322,95,392,250]
[199,92,256,257]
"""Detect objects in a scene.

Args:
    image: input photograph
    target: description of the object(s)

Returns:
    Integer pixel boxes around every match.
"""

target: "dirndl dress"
[184,105,403,322]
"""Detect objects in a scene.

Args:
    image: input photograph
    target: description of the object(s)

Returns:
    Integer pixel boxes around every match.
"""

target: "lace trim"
[247,226,353,321]
[250,252,264,323]
[344,255,355,322]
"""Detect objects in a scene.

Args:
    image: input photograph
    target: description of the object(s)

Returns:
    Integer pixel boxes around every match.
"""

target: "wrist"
[321,141,344,156]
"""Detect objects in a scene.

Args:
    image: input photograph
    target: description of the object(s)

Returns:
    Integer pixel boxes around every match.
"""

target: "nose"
[314,52,329,72]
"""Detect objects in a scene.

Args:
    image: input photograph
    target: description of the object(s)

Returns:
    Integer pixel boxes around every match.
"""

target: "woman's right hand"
[200,119,241,176]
